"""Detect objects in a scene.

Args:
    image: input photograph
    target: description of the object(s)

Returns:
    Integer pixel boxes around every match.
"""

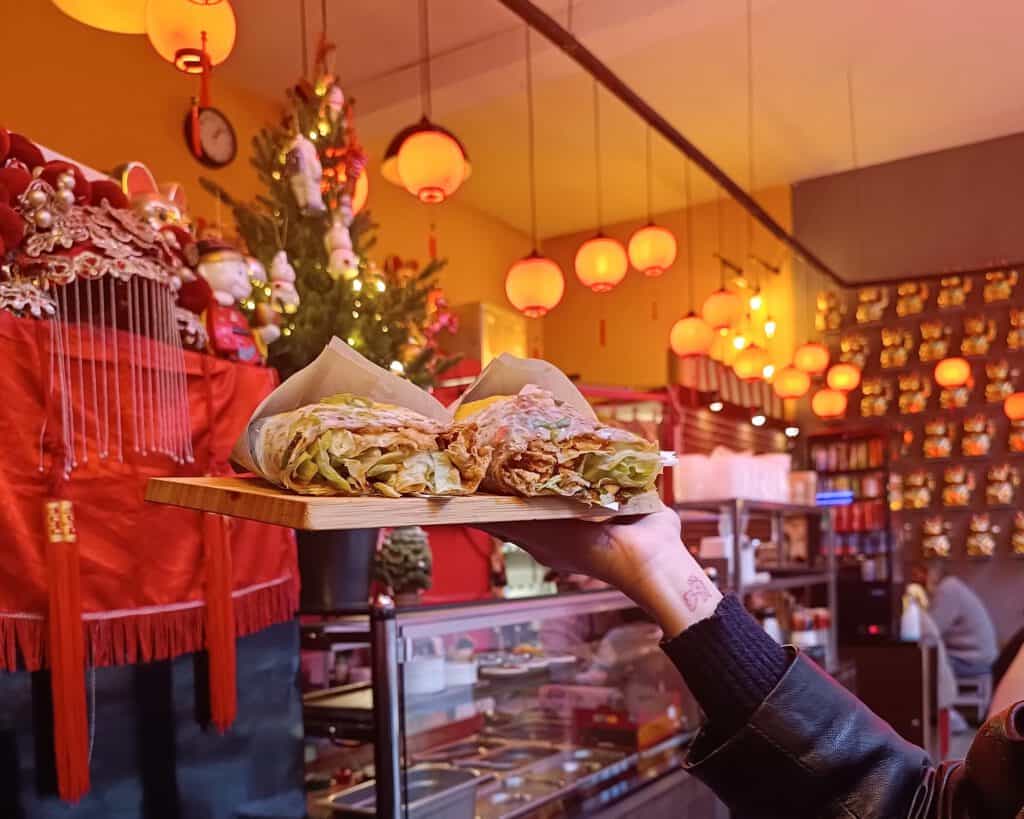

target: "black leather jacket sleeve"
[682,649,930,818]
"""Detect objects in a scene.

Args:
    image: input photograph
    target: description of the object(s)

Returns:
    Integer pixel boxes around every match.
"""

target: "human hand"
[478,503,721,637]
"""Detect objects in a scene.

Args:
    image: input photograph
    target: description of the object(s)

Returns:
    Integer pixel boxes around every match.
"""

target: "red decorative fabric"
[0,311,298,672]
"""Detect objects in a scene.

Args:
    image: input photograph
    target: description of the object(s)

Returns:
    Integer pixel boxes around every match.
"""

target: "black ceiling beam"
[496,0,844,286]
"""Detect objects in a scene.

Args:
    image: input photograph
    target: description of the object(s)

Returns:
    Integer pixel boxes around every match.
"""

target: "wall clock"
[184,106,237,168]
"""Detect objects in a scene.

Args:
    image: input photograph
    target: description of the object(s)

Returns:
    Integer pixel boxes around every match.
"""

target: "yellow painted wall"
[540,186,796,387]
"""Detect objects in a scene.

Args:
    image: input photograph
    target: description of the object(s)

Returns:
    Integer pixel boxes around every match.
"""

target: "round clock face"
[185,107,237,167]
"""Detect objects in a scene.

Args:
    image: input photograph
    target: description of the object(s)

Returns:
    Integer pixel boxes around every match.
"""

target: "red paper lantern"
[812,388,847,419]
[934,356,971,388]
[627,223,677,277]
[669,312,713,358]
[701,288,743,330]
[54,0,147,33]
[1004,392,1024,420]
[733,344,768,381]
[146,0,236,72]
[794,341,830,375]
[575,235,628,293]
[505,253,564,318]
[395,124,470,204]
[773,365,811,399]
[826,362,861,392]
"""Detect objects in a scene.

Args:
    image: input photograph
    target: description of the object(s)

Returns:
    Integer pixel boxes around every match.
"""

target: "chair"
[952,672,992,723]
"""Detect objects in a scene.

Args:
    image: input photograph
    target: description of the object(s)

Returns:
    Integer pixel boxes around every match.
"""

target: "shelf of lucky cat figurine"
[145,475,663,531]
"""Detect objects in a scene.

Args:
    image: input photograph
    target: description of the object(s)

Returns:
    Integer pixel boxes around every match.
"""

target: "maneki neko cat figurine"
[856,286,890,324]
[881,327,913,369]
[904,470,934,509]
[896,282,928,317]
[961,313,997,357]
[816,290,844,332]
[984,268,1018,303]
[918,319,951,363]
[985,359,1014,404]
[840,331,869,370]
[941,464,974,507]
[966,514,997,559]
[961,414,994,457]
[898,372,932,414]
[1012,512,1024,557]
[921,516,951,559]
[923,418,953,459]
[1009,309,1024,351]
[985,463,1019,506]
[1010,419,1024,454]
[937,275,971,310]
[860,376,893,417]
[940,376,972,410]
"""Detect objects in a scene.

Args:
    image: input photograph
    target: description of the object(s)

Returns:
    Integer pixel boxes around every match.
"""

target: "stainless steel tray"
[326,764,487,819]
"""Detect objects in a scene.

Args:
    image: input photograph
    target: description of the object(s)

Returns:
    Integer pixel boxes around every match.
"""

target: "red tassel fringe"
[0,578,295,673]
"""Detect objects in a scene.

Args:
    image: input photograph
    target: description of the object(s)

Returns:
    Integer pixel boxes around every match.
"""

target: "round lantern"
[934,356,971,388]
[701,288,744,330]
[574,234,628,293]
[669,312,713,358]
[793,341,830,375]
[381,118,470,204]
[826,362,861,392]
[146,0,237,72]
[774,365,811,399]
[733,344,768,381]
[505,253,565,318]
[627,223,677,277]
[1004,392,1024,420]
[812,388,847,419]
[54,0,147,33]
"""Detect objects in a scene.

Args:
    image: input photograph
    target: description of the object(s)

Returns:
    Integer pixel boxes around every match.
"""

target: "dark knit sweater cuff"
[661,594,790,737]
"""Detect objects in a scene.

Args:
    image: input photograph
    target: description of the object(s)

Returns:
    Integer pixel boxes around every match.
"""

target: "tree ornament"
[284,132,325,212]
[374,526,433,599]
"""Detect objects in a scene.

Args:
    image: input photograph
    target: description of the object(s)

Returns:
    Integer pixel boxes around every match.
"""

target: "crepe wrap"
[250,394,489,497]
[458,385,665,505]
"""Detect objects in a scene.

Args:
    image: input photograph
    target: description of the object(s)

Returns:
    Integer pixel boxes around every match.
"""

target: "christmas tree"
[201,42,458,385]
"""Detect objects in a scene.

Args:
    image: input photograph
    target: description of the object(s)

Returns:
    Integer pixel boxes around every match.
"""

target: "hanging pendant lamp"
[146,0,236,72]
[575,82,627,292]
[774,365,810,399]
[669,159,713,358]
[628,129,677,277]
[794,340,830,375]
[505,28,564,318]
[702,288,744,331]
[733,344,768,381]
[54,0,147,33]
[826,362,861,392]
[934,356,971,388]
[1004,392,1024,421]
[812,388,847,419]
[381,0,469,203]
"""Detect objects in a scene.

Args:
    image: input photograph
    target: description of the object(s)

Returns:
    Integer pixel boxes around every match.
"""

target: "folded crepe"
[454,385,664,505]
[252,394,490,496]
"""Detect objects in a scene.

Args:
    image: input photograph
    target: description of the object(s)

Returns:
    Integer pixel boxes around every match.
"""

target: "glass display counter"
[303,590,723,819]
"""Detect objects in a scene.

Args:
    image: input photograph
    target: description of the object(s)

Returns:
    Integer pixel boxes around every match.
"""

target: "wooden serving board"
[145,476,663,531]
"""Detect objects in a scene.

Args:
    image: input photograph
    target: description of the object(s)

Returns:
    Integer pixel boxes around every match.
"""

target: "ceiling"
[221,0,1024,238]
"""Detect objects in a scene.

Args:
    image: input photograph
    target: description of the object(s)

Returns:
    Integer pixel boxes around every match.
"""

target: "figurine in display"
[285,131,326,213]
[880,327,913,369]
[268,249,301,314]
[898,372,932,415]
[921,516,951,559]
[896,281,929,317]
[923,418,954,459]
[983,268,1017,303]
[917,320,951,363]
[984,359,1014,404]
[888,473,904,512]
[1010,419,1024,454]
[941,464,974,507]
[961,313,997,357]
[1012,512,1024,556]
[1008,308,1024,351]
[940,377,972,410]
[961,414,994,457]
[178,239,279,364]
[903,469,935,509]
[816,290,844,332]
[985,463,1018,506]
[840,331,869,370]
[856,286,890,324]
[936,275,971,310]
[860,376,893,417]
[965,514,997,559]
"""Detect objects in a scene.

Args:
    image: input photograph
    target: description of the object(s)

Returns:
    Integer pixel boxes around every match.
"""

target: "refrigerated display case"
[302,590,726,819]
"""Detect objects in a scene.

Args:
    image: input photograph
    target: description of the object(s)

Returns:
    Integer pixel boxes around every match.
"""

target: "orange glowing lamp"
[826,362,861,392]
[1004,392,1024,420]
[381,118,470,204]
[733,344,769,381]
[669,312,713,358]
[812,388,848,419]
[934,356,971,388]
[53,0,147,33]
[794,341,830,376]
[701,288,744,330]
[574,235,628,293]
[627,223,677,277]
[773,366,811,399]
[146,0,237,72]
[505,253,565,318]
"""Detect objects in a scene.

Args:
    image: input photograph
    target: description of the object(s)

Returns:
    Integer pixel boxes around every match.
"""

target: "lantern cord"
[524,26,539,249]
[848,67,865,279]
[419,0,433,120]
[684,158,694,309]
[567,0,574,33]
[321,0,328,33]
[644,126,653,222]
[716,193,724,286]
[299,0,309,81]
[745,0,755,257]
[592,80,603,230]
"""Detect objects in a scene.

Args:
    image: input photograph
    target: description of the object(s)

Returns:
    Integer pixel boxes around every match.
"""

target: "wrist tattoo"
[682,574,712,612]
